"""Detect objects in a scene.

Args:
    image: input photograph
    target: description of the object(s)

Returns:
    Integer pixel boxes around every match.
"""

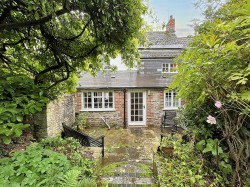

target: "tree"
[0,0,148,143]
[171,0,250,186]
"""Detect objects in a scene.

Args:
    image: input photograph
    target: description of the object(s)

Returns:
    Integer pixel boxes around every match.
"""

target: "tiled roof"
[76,31,190,89]
[139,32,191,59]
[77,70,173,89]
[140,32,190,49]
[140,49,183,59]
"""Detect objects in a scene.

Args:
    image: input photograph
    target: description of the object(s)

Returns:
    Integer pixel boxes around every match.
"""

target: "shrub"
[157,135,226,187]
[0,143,71,186]
[40,137,96,176]
[0,137,97,186]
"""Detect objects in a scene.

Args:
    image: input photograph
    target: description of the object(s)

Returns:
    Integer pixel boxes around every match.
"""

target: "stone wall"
[83,111,123,127]
[33,94,75,140]
[146,90,165,126]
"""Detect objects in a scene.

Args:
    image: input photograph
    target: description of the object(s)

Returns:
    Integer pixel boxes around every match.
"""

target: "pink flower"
[215,101,222,109]
[207,115,216,124]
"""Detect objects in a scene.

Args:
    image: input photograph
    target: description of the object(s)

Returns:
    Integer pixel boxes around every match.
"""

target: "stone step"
[106,184,154,187]
[100,176,155,185]
[101,171,154,178]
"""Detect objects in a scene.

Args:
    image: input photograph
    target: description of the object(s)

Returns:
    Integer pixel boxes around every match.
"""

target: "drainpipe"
[123,89,127,128]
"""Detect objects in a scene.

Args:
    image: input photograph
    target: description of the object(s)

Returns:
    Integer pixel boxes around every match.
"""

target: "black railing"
[62,123,105,157]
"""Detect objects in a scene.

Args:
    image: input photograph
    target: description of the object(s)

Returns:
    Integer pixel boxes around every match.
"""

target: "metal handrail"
[62,123,105,157]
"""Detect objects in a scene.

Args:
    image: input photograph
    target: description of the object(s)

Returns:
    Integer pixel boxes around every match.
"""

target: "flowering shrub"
[169,0,250,185]
[215,101,222,109]
[206,115,216,124]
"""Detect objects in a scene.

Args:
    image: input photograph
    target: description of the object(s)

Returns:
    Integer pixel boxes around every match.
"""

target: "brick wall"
[76,89,167,128]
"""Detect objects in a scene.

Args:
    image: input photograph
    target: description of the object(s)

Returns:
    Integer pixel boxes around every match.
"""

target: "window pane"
[173,91,179,107]
[131,116,134,121]
[162,63,168,72]
[170,63,177,72]
[135,116,138,121]
[83,92,92,109]
[94,92,102,108]
[104,91,113,108]
[165,91,171,108]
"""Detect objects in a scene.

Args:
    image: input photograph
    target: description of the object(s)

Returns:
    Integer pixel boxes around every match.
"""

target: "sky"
[146,0,203,37]
[111,0,203,69]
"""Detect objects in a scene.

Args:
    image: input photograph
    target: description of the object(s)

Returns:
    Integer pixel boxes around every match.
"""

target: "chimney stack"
[166,15,175,33]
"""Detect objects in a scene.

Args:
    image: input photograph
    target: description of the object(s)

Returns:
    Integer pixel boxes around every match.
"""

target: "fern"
[59,169,97,187]
[77,178,97,187]
[59,169,81,187]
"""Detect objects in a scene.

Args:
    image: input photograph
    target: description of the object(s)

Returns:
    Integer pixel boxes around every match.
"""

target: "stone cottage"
[75,16,190,128]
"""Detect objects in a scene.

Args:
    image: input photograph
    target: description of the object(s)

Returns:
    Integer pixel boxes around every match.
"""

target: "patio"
[82,126,163,186]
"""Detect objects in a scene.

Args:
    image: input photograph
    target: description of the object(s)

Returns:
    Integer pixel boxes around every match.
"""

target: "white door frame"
[127,90,146,126]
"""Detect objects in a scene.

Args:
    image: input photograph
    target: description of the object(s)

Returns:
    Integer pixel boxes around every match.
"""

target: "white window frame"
[164,90,181,110]
[162,63,178,73]
[81,91,115,111]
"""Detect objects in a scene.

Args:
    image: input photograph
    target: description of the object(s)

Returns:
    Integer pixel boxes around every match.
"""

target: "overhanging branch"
[0,8,69,31]
[61,18,91,41]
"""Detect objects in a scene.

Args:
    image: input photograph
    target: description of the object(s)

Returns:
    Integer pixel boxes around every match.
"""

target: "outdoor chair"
[161,111,177,133]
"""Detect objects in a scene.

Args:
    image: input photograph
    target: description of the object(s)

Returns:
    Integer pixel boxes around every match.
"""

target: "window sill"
[162,72,178,74]
[163,107,179,110]
[80,109,116,112]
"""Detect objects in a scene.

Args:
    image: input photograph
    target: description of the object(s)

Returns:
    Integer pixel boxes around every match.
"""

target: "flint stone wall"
[33,94,75,140]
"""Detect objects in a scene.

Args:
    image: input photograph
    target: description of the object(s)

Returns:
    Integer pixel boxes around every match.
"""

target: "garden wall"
[33,94,75,140]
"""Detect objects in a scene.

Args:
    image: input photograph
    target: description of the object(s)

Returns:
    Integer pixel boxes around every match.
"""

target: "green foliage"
[40,137,95,177]
[160,134,179,148]
[0,137,96,186]
[74,113,89,130]
[59,169,97,187]
[0,0,148,94]
[0,0,148,142]
[0,143,71,187]
[0,73,49,144]
[157,135,226,186]
[170,0,250,185]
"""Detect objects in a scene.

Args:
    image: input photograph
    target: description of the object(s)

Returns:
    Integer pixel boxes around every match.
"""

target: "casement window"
[82,91,114,111]
[162,63,177,73]
[164,90,181,109]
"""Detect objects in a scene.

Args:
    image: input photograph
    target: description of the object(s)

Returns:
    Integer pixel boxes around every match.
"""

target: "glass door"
[128,91,146,126]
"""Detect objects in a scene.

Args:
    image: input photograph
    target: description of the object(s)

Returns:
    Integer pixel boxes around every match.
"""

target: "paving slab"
[82,127,161,186]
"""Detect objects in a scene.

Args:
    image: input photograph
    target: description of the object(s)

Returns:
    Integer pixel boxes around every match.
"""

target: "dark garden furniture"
[161,111,177,133]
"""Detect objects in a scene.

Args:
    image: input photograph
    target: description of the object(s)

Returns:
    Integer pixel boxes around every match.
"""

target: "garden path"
[83,127,161,186]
